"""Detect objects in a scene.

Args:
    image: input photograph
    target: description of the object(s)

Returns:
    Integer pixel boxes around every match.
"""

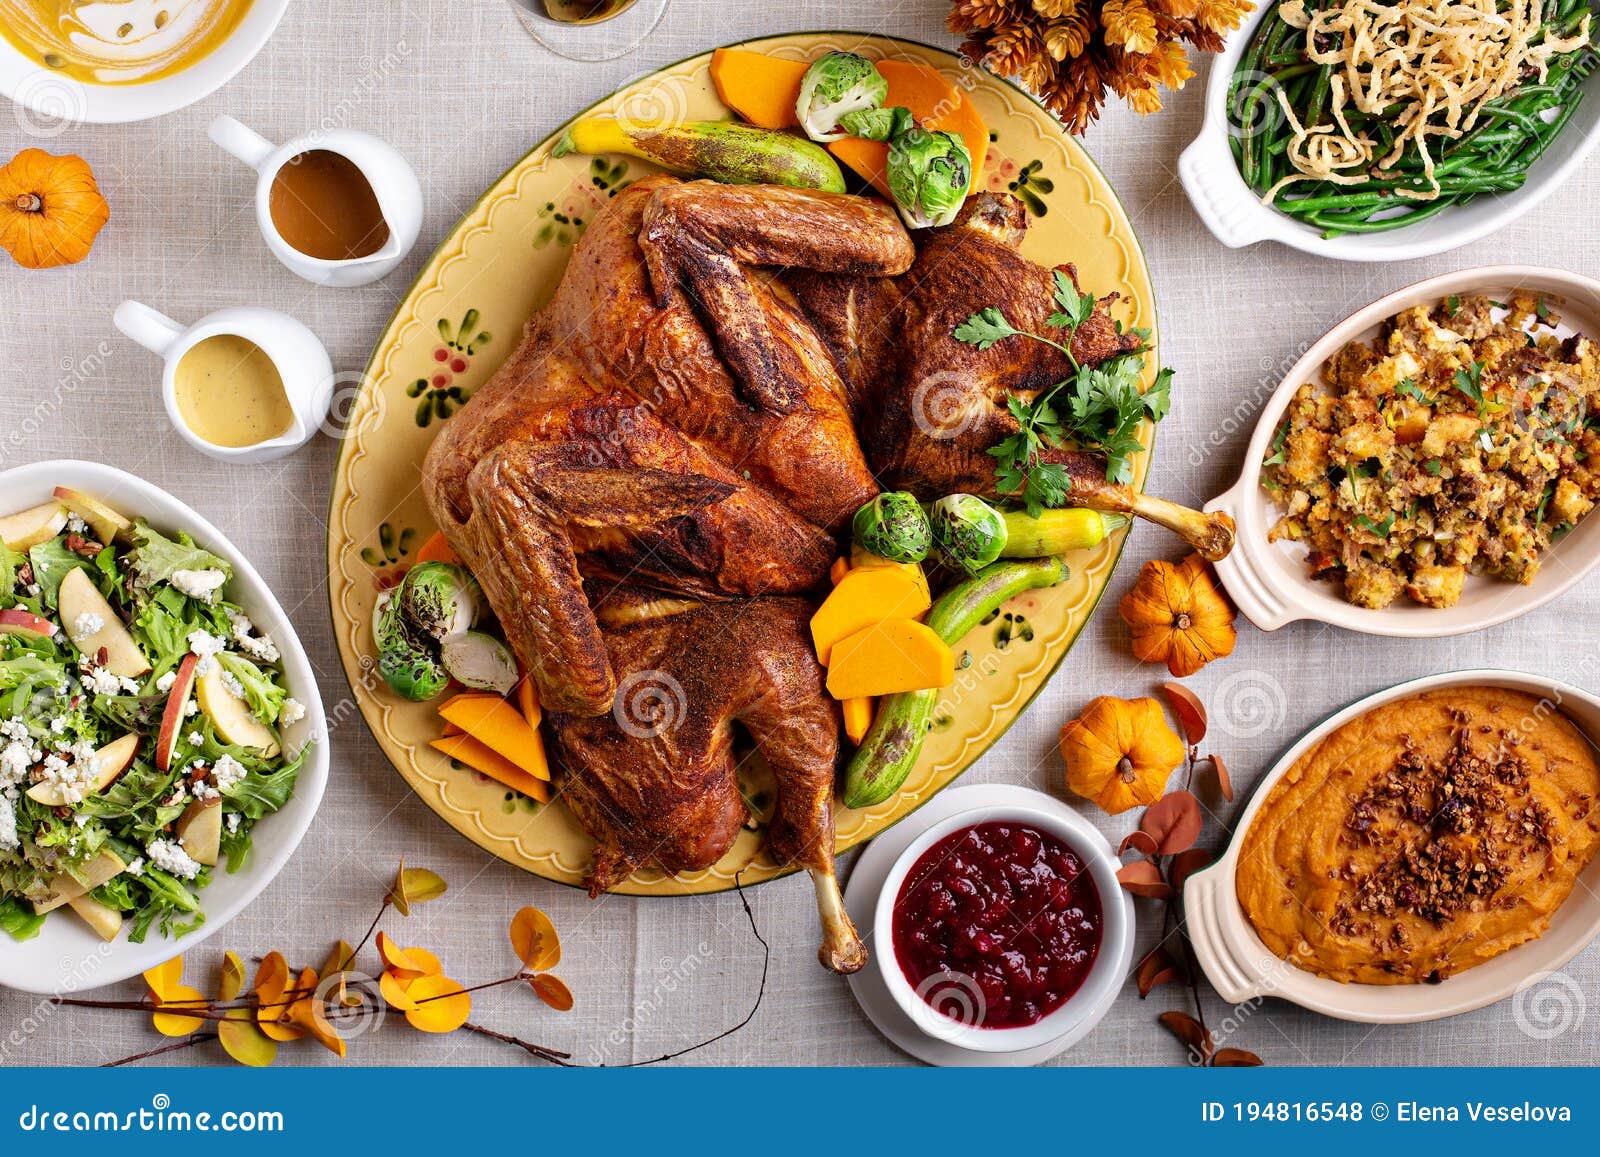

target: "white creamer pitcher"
[209,114,423,287]
[113,301,334,464]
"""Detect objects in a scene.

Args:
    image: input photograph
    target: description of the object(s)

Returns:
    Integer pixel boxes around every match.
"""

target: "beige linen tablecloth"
[2,0,1598,1067]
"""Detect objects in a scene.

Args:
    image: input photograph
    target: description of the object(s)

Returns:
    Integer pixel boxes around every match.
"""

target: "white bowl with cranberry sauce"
[874,800,1134,1053]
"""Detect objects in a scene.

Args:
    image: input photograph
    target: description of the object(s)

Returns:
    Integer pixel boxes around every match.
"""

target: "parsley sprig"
[952,271,1171,516]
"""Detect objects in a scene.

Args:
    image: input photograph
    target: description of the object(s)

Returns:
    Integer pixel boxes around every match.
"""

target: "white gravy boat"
[209,114,423,287]
[113,301,334,464]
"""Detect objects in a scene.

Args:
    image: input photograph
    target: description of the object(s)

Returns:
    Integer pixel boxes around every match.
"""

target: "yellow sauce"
[173,334,293,449]
[0,0,254,86]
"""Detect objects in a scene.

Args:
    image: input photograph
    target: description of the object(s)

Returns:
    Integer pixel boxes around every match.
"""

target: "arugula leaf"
[221,750,304,820]
[952,307,1019,351]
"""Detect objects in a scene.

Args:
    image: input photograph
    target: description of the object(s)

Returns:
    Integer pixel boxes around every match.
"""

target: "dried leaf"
[284,967,346,1059]
[1158,1009,1213,1060]
[1116,859,1173,900]
[1118,830,1160,858]
[151,984,208,1038]
[1169,848,1213,893]
[530,973,574,1012]
[405,975,471,1033]
[1141,790,1202,855]
[1160,682,1208,744]
[218,1011,277,1067]
[376,931,426,978]
[1212,1047,1264,1067]
[217,950,247,1003]
[403,946,444,977]
[1208,753,1234,801]
[1135,947,1185,997]
[509,907,561,972]
[253,952,305,1043]
[390,859,448,916]
[141,956,184,1001]
[319,939,355,979]
[379,970,418,1011]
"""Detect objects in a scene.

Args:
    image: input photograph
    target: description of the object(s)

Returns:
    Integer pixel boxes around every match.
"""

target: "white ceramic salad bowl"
[1178,6,1600,262]
[1205,265,1600,637]
[0,459,326,995]
[0,0,289,127]
[1187,669,1600,1024]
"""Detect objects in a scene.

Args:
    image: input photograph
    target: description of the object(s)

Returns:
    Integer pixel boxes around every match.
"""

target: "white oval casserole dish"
[1178,6,1600,262]
[0,459,327,995]
[1187,668,1600,1024]
[1205,265,1600,637]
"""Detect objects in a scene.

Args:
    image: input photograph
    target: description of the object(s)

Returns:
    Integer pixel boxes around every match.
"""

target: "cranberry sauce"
[891,821,1102,1029]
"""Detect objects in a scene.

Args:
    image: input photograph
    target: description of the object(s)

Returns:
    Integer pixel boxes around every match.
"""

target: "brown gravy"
[268,150,389,261]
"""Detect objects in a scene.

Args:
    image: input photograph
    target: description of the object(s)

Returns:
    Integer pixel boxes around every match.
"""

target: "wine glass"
[506,0,668,62]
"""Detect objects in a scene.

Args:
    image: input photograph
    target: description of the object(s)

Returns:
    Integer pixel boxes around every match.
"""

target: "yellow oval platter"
[327,32,1157,896]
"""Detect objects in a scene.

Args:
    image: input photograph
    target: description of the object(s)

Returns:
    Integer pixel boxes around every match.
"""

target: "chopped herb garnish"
[1423,457,1444,475]
[1536,298,1553,322]
[1395,377,1434,405]
[1355,513,1396,538]
[1446,294,1461,314]
[1453,360,1487,414]
[1263,418,1291,467]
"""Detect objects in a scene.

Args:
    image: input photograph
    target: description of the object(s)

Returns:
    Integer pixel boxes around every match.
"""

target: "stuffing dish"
[1263,292,1600,608]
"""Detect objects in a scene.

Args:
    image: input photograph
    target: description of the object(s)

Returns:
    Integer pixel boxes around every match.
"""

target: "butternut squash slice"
[438,692,551,781]
[710,49,809,129]
[828,556,874,742]
[416,530,460,565]
[516,675,542,728]
[430,734,551,803]
[825,619,954,699]
[810,565,931,664]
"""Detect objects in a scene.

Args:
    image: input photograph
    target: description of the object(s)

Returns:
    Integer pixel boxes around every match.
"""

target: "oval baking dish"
[1177,7,1600,262]
[1187,668,1600,1024]
[1205,265,1600,637]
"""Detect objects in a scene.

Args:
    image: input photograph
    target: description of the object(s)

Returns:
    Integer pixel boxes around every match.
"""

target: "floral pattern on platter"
[983,138,1054,216]
[533,157,633,249]
[362,521,418,589]
[406,309,494,427]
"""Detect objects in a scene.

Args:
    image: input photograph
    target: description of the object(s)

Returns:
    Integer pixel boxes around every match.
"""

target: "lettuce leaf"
[26,539,88,609]
[0,895,46,941]
[221,749,303,819]
[127,522,230,589]
[217,652,286,724]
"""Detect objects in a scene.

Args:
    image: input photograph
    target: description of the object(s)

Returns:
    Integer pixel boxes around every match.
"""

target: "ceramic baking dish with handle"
[1187,668,1600,1024]
[1205,265,1600,638]
[1178,7,1600,262]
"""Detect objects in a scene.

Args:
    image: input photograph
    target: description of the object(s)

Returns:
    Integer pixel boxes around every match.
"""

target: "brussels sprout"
[379,644,451,702]
[398,562,480,642]
[851,491,931,564]
[929,493,1008,574]
[372,589,411,653]
[440,630,519,695]
[795,51,889,142]
[838,104,913,142]
[886,126,973,229]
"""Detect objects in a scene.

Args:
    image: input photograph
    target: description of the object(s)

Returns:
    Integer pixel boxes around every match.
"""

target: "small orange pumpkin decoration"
[0,148,110,269]
[1119,553,1236,677]
[1060,695,1186,815]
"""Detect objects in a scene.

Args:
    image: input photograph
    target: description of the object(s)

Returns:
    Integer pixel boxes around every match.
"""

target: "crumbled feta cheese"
[80,666,121,696]
[118,676,141,694]
[187,630,226,675]
[0,734,39,791]
[65,513,87,535]
[279,698,305,726]
[222,672,246,701]
[47,715,67,735]
[155,670,177,694]
[226,813,240,834]
[211,753,246,793]
[145,838,202,880]
[187,731,204,746]
[183,700,199,717]
[124,856,144,877]
[191,778,219,802]
[37,751,94,804]
[170,568,227,603]
[237,632,280,663]
[23,583,39,597]
[71,611,104,640]
[0,718,29,743]
[226,609,254,637]
[0,794,17,851]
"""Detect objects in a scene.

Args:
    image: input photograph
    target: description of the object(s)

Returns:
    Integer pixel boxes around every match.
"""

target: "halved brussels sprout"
[929,493,1008,574]
[796,51,890,142]
[440,630,519,695]
[851,491,931,564]
[398,562,480,642]
[886,126,973,229]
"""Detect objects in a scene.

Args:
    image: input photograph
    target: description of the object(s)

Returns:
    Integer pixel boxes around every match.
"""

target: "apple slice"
[66,893,124,942]
[0,501,67,551]
[30,850,125,914]
[25,732,140,806]
[175,797,222,867]
[155,653,200,771]
[0,608,54,639]
[52,487,131,546]
[58,567,150,678]
[197,665,279,756]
